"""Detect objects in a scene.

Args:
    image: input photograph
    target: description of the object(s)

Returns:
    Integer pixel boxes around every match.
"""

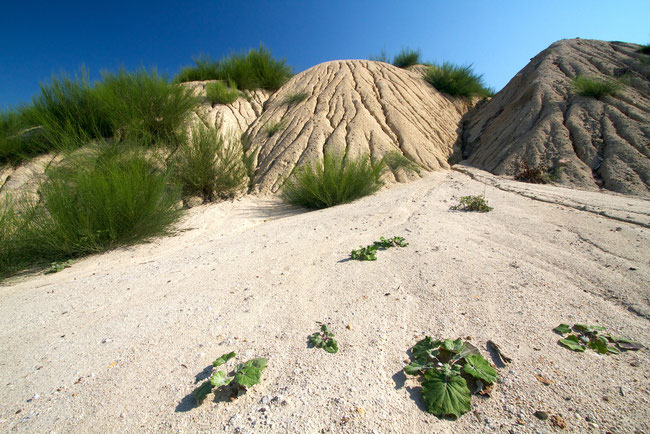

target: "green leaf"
[234,358,268,388]
[441,339,478,360]
[421,369,471,418]
[574,324,606,333]
[553,324,571,335]
[213,351,236,367]
[462,354,498,384]
[559,335,586,352]
[404,361,428,376]
[588,337,609,354]
[612,337,642,351]
[324,339,338,353]
[413,337,442,363]
[310,334,323,347]
[607,345,621,355]
[193,380,213,405]
[321,324,329,333]
[210,370,233,387]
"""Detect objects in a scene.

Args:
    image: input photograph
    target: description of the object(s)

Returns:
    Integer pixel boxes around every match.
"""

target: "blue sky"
[1,0,648,108]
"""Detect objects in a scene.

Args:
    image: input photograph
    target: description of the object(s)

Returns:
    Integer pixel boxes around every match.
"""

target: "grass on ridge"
[424,62,494,98]
[369,49,391,63]
[392,47,421,69]
[205,79,241,105]
[265,120,286,137]
[572,75,623,99]
[283,91,309,106]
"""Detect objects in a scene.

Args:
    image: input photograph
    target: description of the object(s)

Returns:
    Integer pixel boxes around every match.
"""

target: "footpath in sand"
[0,169,648,433]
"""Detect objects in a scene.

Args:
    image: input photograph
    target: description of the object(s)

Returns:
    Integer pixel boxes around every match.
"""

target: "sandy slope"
[0,169,648,433]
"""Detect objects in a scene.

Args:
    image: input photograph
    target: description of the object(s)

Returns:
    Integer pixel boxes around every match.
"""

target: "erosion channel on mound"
[244,60,471,194]
[462,38,650,197]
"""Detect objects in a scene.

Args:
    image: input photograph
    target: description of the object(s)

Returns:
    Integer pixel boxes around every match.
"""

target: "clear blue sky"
[1,0,648,108]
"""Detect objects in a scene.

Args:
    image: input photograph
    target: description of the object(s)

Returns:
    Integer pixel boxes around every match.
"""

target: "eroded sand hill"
[462,39,650,197]
[244,60,471,193]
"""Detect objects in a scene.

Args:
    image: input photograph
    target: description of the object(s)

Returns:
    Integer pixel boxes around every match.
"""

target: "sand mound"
[182,81,270,137]
[243,60,470,193]
[462,39,650,197]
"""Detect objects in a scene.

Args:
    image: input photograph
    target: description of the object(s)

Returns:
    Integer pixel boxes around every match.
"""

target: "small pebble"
[534,410,549,420]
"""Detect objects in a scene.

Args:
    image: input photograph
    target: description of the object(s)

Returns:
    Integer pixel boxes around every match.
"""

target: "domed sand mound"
[462,38,650,196]
[243,60,470,193]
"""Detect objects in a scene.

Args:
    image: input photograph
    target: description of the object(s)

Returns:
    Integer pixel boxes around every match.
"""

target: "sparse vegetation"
[205,80,240,105]
[98,68,199,146]
[450,195,493,212]
[636,44,650,54]
[404,337,498,418]
[175,45,293,91]
[368,49,390,63]
[309,324,338,353]
[193,352,267,405]
[424,62,494,98]
[572,75,623,99]
[283,91,309,106]
[392,47,421,68]
[172,125,248,201]
[554,323,642,354]
[514,162,554,184]
[265,120,286,137]
[281,151,384,209]
[351,236,408,261]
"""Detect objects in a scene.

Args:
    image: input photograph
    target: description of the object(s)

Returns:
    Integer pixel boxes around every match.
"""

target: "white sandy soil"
[0,168,648,433]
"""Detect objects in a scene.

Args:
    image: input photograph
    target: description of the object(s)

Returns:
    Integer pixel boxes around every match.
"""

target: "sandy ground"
[0,168,648,433]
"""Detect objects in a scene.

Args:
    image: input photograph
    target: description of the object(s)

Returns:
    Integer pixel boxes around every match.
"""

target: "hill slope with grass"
[243,60,472,193]
[461,38,650,197]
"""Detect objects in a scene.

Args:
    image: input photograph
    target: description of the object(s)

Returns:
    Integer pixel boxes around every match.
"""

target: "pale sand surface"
[1,169,648,433]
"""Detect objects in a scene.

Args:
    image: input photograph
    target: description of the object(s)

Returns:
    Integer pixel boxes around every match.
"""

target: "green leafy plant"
[572,75,623,99]
[172,125,248,201]
[44,259,73,274]
[424,63,493,98]
[351,236,408,261]
[450,195,493,212]
[175,45,293,91]
[392,47,421,69]
[205,80,241,105]
[309,324,338,353]
[554,323,642,354]
[283,91,309,106]
[193,352,268,405]
[265,120,286,137]
[404,337,498,418]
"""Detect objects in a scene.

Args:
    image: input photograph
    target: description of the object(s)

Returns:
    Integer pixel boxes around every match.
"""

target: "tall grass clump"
[424,63,493,98]
[27,69,112,150]
[205,80,240,105]
[572,75,623,99]
[97,68,199,146]
[0,195,35,277]
[26,144,181,258]
[175,45,292,91]
[281,151,387,209]
[0,107,49,164]
[172,125,248,201]
[392,47,421,68]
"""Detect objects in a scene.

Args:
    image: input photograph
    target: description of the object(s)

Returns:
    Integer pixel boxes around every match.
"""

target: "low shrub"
[98,68,199,146]
[392,47,421,68]
[450,195,493,212]
[424,63,493,98]
[205,80,240,105]
[572,75,623,99]
[282,151,386,209]
[175,45,292,91]
[283,91,309,106]
[172,125,248,201]
[514,162,553,184]
[637,44,650,54]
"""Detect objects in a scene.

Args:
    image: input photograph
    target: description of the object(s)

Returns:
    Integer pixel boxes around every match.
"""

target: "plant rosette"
[309,324,338,353]
[193,352,268,405]
[404,337,498,419]
[554,323,642,354]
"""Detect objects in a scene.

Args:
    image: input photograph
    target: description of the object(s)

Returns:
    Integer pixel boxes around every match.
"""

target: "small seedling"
[450,195,493,212]
[193,352,268,405]
[309,324,338,353]
[404,337,498,419]
[45,260,73,274]
[554,323,642,354]
[350,236,408,261]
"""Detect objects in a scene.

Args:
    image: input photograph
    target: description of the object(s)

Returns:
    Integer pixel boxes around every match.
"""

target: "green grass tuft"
[0,108,49,165]
[283,91,309,106]
[392,47,421,68]
[97,68,199,146]
[172,125,248,201]
[369,49,390,63]
[175,45,292,91]
[265,120,286,137]
[572,75,623,99]
[282,151,386,209]
[205,80,241,105]
[424,62,493,98]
